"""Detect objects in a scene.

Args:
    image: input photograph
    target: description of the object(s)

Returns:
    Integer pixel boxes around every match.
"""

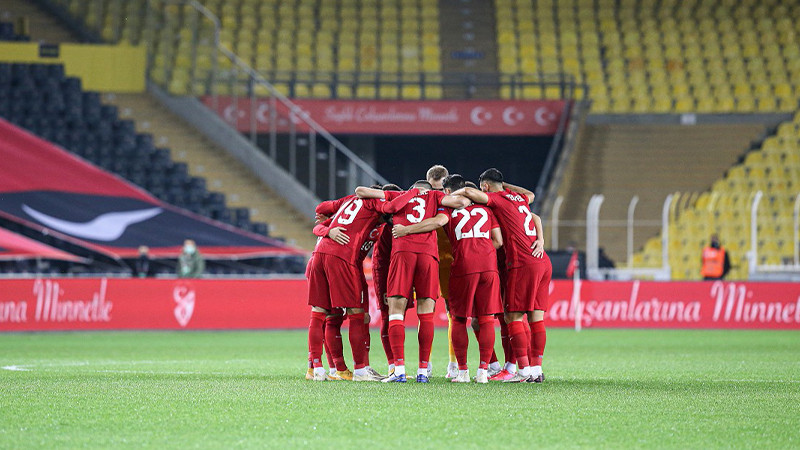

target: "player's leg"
[379,295,394,374]
[324,311,350,380]
[489,313,517,381]
[475,315,496,383]
[450,315,470,382]
[529,260,552,382]
[446,309,459,379]
[471,315,501,376]
[383,295,409,382]
[529,310,546,382]
[383,252,414,382]
[503,312,532,382]
[413,253,440,383]
[306,255,331,381]
[308,307,329,381]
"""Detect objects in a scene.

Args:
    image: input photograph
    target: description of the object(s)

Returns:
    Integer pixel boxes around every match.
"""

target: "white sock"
[418,367,428,376]
[314,367,326,376]
[447,361,458,369]
[531,365,542,377]
[504,362,517,373]
[519,366,532,377]
[329,368,337,376]
[353,367,367,377]
[489,361,501,372]
[476,368,488,377]
[394,365,405,376]
[458,369,469,378]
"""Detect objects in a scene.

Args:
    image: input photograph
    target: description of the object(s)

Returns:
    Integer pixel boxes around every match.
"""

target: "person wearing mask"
[177,239,205,278]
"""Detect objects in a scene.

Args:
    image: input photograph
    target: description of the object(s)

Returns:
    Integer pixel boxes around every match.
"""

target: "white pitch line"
[1,365,30,371]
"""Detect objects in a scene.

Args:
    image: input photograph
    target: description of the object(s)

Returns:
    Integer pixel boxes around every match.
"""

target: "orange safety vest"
[701,246,726,278]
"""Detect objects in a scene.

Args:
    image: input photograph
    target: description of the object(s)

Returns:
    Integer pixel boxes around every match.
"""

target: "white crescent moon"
[534,107,550,126]
[502,106,520,126]
[470,106,487,126]
[256,103,270,123]
[223,105,237,123]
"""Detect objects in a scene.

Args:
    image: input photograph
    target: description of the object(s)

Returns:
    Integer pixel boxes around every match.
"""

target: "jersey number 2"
[453,208,490,240]
[518,205,537,236]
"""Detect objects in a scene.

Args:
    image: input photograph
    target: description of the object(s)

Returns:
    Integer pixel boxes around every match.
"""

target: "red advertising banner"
[0,278,798,331]
[201,97,567,136]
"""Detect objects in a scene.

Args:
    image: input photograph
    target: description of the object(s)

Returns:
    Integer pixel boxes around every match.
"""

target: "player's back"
[316,196,383,265]
[442,204,499,276]
[386,189,444,258]
[486,189,546,268]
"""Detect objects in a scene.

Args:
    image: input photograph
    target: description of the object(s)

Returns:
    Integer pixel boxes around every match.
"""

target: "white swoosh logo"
[22,205,163,241]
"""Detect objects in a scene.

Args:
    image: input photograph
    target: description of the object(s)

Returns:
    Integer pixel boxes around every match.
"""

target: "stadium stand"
[52,0,443,99]
[0,19,28,41]
[633,112,800,280]
[0,62,269,237]
[494,0,800,112]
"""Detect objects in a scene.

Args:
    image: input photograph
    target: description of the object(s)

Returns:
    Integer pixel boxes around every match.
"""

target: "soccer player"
[356,181,469,382]
[425,165,460,379]
[370,183,402,376]
[392,174,503,383]
[306,188,417,381]
[454,168,552,383]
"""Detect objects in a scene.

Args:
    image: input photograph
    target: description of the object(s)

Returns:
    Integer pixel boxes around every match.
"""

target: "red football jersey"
[385,189,445,259]
[485,189,546,269]
[313,216,380,264]
[371,222,393,271]
[315,196,384,266]
[441,204,499,276]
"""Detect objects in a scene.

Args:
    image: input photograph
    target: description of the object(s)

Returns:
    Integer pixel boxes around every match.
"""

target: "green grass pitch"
[1,329,798,448]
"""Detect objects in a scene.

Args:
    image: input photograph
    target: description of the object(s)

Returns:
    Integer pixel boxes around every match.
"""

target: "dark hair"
[479,168,504,184]
[443,174,466,191]
[411,180,432,190]
[465,181,478,189]
[382,183,402,191]
[370,184,382,189]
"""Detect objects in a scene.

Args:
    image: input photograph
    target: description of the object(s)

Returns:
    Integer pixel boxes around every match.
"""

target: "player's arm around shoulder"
[451,186,489,205]
[393,212,449,238]
[355,186,385,199]
[502,182,535,205]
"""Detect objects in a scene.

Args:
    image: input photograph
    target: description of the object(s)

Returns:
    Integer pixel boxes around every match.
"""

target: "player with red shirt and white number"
[356,180,469,383]
[454,168,552,383]
[392,174,503,383]
[306,189,417,381]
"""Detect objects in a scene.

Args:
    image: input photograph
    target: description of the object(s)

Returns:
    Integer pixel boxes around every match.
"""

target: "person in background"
[701,234,730,280]
[135,245,153,278]
[177,239,205,278]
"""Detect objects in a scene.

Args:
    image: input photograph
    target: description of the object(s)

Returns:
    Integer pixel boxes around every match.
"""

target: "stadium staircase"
[557,122,767,266]
[437,0,499,99]
[102,93,317,250]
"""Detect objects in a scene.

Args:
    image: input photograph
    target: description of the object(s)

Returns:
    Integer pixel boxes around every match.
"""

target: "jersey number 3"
[406,197,426,223]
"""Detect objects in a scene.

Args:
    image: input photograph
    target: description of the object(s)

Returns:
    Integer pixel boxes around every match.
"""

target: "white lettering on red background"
[32,279,112,323]
[0,301,27,323]
[711,282,800,324]
[173,285,196,327]
[550,281,702,326]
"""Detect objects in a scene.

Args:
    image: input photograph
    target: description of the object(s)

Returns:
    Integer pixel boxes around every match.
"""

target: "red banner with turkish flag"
[201,97,567,136]
[1,278,798,331]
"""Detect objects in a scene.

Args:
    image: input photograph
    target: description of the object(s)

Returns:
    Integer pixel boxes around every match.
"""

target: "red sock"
[523,320,534,365]
[388,316,405,367]
[347,313,366,370]
[508,320,529,369]
[477,315,495,370]
[499,314,514,364]
[363,316,371,367]
[308,311,326,368]
[325,315,346,371]
[417,312,434,369]
[452,316,469,370]
[531,320,546,367]
[381,314,394,365]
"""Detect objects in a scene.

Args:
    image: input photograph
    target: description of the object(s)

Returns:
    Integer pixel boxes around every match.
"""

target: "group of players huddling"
[305,165,552,383]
